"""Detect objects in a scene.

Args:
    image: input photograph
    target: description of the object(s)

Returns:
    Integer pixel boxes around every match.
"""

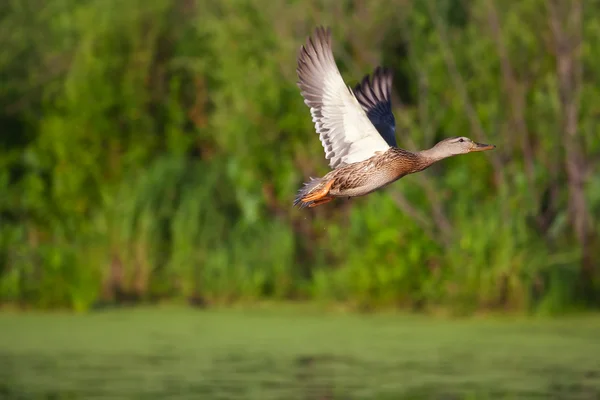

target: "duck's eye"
[458,138,464,142]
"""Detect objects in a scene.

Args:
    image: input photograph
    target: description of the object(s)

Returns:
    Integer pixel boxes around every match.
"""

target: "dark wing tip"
[353,66,394,105]
[353,66,397,147]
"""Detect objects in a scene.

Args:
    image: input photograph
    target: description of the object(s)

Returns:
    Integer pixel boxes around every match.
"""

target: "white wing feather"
[297,27,390,170]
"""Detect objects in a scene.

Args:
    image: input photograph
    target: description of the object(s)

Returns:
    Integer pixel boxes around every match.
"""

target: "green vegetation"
[1,0,599,313]
[1,308,600,399]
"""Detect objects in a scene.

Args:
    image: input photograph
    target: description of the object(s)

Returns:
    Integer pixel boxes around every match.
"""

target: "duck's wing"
[297,27,390,170]
[353,67,397,147]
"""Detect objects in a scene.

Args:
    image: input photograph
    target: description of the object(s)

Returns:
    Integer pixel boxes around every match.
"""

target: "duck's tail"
[293,177,334,209]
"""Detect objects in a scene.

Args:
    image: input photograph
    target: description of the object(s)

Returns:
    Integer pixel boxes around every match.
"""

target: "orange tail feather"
[293,178,334,209]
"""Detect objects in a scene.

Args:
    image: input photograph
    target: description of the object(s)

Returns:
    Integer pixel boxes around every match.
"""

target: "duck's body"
[293,27,495,208]
[324,148,426,197]
[294,148,426,207]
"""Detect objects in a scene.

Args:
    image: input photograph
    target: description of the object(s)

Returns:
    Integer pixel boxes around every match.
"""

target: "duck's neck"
[388,146,450,176]
[416,147,451,168]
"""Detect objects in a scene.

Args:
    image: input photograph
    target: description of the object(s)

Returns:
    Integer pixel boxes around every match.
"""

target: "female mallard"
[293,27,495,208]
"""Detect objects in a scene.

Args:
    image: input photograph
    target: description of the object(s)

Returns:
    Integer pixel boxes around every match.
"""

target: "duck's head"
[431,136,496,157]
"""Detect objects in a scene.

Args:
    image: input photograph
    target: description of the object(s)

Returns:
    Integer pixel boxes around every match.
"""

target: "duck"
[293,26,496,209]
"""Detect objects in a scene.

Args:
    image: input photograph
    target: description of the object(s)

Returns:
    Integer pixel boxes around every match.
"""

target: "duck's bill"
[470,142,496,152]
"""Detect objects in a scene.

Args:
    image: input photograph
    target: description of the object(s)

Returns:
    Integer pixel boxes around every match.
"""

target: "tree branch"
[425,0,505,189]
[547,0,590,258]
[485,0,538,202]
[390,190,450,247]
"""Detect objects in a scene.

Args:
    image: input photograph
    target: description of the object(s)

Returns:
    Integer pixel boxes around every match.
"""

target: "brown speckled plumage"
[293,27,495,209]
[323,148,429,196]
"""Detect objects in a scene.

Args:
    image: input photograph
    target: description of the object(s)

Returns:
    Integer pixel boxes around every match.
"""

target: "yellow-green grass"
[1,307,599,399]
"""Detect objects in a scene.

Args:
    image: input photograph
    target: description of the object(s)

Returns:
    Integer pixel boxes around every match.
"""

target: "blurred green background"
[1,0,600,398]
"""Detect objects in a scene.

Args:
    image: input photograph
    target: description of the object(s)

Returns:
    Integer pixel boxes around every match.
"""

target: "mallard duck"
[293,26,496,209]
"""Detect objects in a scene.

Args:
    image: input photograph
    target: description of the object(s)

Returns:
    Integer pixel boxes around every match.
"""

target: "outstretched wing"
[296,27,390,170]
[353,67,397,147]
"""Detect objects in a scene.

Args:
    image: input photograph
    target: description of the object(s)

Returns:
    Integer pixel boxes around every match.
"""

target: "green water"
[1,307,599,399]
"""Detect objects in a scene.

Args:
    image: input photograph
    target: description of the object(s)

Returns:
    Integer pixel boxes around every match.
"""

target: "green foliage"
[0,0,598,312]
